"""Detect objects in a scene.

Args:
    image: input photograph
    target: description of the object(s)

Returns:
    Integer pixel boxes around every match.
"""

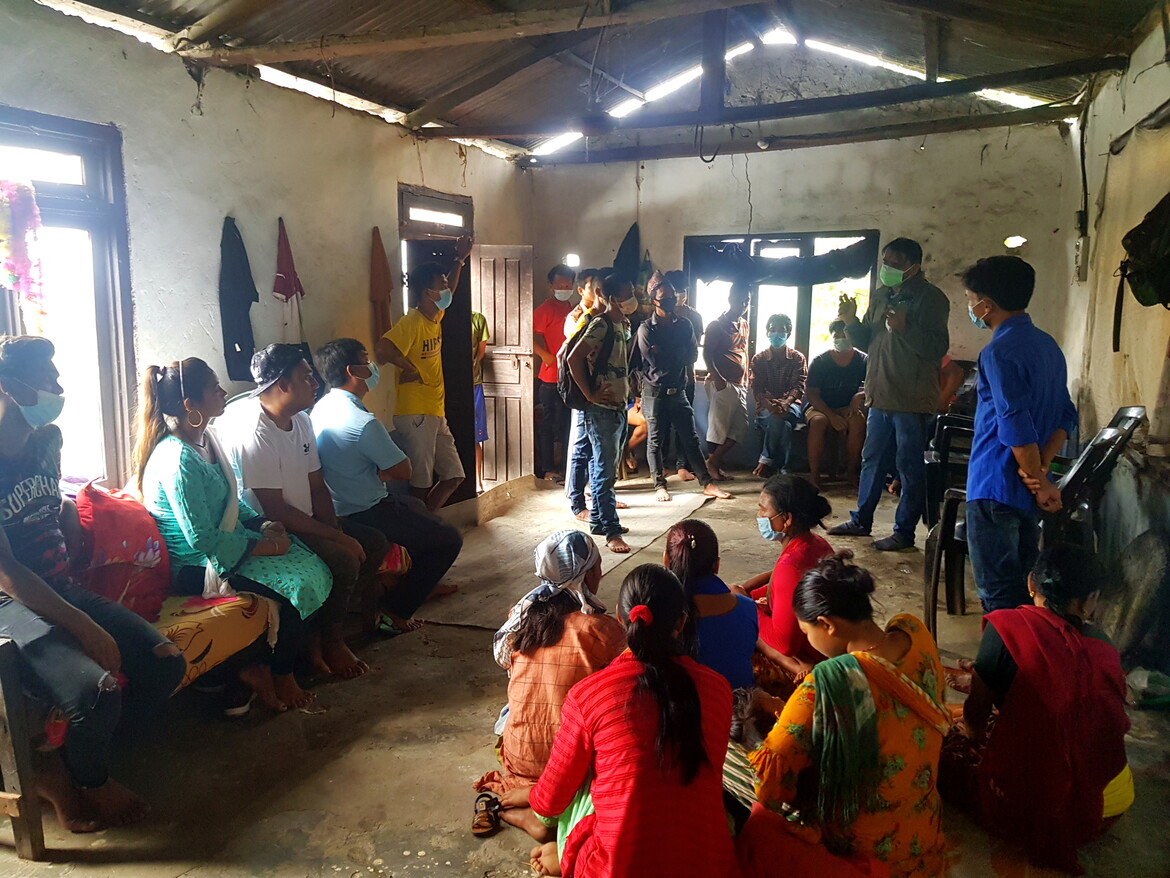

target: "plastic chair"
[923,414,974,529]
[923,405,1147,637]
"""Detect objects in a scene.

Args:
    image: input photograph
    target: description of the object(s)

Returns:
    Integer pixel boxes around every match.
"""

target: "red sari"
[978,605,1129,873]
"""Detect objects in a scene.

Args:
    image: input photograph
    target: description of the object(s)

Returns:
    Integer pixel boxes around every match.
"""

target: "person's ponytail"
[131,365,171,496]
[618,564,708,785]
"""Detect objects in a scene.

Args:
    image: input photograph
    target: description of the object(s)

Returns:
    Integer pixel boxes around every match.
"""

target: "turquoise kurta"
[141,435,331,619]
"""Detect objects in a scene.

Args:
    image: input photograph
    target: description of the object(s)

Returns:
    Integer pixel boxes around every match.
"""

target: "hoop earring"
[186,410,204,429]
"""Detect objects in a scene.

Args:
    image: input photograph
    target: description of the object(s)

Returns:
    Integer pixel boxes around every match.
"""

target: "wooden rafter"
[179,0,766,66]
[530,104,1077,165]
[414,55,1125,139]
[166,0,273,50]
[923,14,942,82]
[699,9,729,115]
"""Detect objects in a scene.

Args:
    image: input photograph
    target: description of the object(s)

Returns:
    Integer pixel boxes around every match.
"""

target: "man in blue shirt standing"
[963,256,1076,611]
[312,338,464,633]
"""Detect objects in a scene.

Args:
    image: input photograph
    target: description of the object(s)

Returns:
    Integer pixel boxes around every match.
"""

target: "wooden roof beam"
[923,13,942,82]
[167,0,274,50]
[179,0,766,66]
[415,55,1125,139]
[529,104,1077,165]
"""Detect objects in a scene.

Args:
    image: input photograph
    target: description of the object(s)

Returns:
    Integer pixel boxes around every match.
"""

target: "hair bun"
[821,550,876,595]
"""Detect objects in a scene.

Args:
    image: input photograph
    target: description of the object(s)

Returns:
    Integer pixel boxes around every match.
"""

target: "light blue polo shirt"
[310,389,407,516]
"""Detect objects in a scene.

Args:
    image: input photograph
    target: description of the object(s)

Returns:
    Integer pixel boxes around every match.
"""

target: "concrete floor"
[1,473,1167,877]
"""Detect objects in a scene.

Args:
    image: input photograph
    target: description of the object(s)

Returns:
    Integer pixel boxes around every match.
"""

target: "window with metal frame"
[682,230,878,365]
[0,106,134,485]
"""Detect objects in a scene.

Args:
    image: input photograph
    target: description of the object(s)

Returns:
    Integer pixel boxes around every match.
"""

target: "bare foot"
[321,637,369,680]
[615,500,630,510]
[382,612,424,633]
[606,536,631,554]
[273,673,316,709]
[430,583,459,597]
[677,467,697,482]
[703,483,733,500]
[78,779,149,828]
[887,479,901,496]
[623,455,638,472]
[306,636,333,678]
[656,487,672,502]
[574,509,590,522]
[752,463,773,478]
[500,806,556,843]
[36,760,100,833]
[239,663,288,712]
[530,841,561,876]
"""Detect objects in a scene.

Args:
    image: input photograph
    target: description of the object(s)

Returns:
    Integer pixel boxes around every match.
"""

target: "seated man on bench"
[0,336,186,832]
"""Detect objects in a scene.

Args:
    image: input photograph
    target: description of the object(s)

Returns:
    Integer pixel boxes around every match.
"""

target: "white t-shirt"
[213,397,321,516]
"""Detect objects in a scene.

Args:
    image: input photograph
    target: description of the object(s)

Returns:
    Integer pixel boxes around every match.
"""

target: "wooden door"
[471,245,534,488]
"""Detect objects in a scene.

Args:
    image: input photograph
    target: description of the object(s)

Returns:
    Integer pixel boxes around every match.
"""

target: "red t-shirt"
[753,531,834,658]
[533,297,574,383]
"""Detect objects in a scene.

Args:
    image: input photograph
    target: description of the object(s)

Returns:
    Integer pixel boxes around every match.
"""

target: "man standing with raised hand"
[376,235,473,513]
[703,282,751,481]
[829,237,949,551]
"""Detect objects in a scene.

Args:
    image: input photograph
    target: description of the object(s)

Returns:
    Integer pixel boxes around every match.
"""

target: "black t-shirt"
[807,349,868,409]
[0,426,73,601]
[975,614,1113,705]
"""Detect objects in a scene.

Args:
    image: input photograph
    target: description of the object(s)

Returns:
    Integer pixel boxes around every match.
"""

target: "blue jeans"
[583,406,625,537]
[0,584,186,788]
[850,408,929,543]
[565,409,592,515]
[756,405,801,470]
[966,499,1040,612]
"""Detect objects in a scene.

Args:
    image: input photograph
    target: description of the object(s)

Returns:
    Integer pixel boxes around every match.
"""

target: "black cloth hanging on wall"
[691,237,878,287]
[218,216,259,382]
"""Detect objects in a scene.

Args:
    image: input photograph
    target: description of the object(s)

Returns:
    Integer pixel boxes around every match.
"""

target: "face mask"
[554,287,575,302]
[757,516,786,542]
[768,333,788,348]
[656,298,676,313]
[436,288,453,311]
[969,301,989,330]
[832,337,851,353]
[878,264,906,288]
[13,386,65,429]
[362,361,380,390]
[618,297,638,315]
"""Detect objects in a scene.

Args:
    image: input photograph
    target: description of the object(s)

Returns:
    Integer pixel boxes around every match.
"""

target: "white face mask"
[618,297,639,315]
[832,337,851,353]
[553,287,575,302]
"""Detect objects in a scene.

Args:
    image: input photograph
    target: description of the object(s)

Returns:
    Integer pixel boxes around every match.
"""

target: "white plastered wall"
[528,122,1081,364]
[0,0,533,421]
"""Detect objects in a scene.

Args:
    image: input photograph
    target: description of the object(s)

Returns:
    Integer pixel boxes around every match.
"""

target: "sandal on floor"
[377,614,406,637]
[472,792,501,838]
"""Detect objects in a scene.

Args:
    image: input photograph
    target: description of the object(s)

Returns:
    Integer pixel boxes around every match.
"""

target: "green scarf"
[810,653,882,836]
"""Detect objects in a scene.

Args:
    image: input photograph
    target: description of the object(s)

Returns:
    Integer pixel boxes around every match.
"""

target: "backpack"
[558,314,615,410]
[1113,188,1170,351]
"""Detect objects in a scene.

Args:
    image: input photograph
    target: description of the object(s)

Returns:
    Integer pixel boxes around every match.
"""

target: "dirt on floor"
[0,472,1166,878]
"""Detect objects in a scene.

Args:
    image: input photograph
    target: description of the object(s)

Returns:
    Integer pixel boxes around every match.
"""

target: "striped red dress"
[529,651,740,878]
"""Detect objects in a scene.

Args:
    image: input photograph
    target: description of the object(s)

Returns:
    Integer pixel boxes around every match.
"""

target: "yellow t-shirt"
[385,308,445,416]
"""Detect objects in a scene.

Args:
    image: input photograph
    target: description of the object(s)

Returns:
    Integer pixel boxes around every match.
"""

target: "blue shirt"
[310,389,407,516]
[967,314,1077,512]
[691,575,758,690]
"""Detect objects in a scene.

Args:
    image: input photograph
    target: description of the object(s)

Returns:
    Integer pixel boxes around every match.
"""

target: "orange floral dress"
[748,614,951,878]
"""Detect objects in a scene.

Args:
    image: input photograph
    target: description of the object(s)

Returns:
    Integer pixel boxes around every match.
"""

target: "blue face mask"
[757,516,786,542]
[362,361,380,390]
[436,288,453,311]
[768,333,788,348]
[968,301,989,330]
[13,385,65,429]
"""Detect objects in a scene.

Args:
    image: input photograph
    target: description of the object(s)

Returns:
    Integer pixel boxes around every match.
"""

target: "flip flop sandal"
[376,614,406,637]
[472,793,501,838]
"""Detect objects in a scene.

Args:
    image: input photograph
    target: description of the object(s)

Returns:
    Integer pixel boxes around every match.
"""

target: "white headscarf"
[492,529,605,669]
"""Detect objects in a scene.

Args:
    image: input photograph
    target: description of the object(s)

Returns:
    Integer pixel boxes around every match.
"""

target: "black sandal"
[471,792,501,837]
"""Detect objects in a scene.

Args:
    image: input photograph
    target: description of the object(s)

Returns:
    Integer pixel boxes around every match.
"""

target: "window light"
[564,253,581,268]
[725,42,754,61]
[1004,235,1028,249]
[532,132,584,155]
[761,27,797,45]
[805,40,927,80]
[644,65,704,102]
[608,98,646,118]
[408,206,464,227]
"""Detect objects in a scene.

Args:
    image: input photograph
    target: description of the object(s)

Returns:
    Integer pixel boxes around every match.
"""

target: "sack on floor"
[1113,188,1170,350]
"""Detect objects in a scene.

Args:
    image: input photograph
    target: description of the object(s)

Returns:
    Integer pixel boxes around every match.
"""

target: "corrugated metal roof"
[96,0,1156,153]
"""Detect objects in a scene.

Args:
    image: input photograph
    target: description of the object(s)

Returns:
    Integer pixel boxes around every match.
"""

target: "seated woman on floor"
[736,474,834,694]
[133,358,333,712]
[664,518,757,691]
[742,553,950,878]
[941,543,1132,875]
[473,530,625,832]
[511,564,739,877]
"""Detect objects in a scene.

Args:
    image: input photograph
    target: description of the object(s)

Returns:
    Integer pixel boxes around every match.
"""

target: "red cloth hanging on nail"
[273,217,306,302]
